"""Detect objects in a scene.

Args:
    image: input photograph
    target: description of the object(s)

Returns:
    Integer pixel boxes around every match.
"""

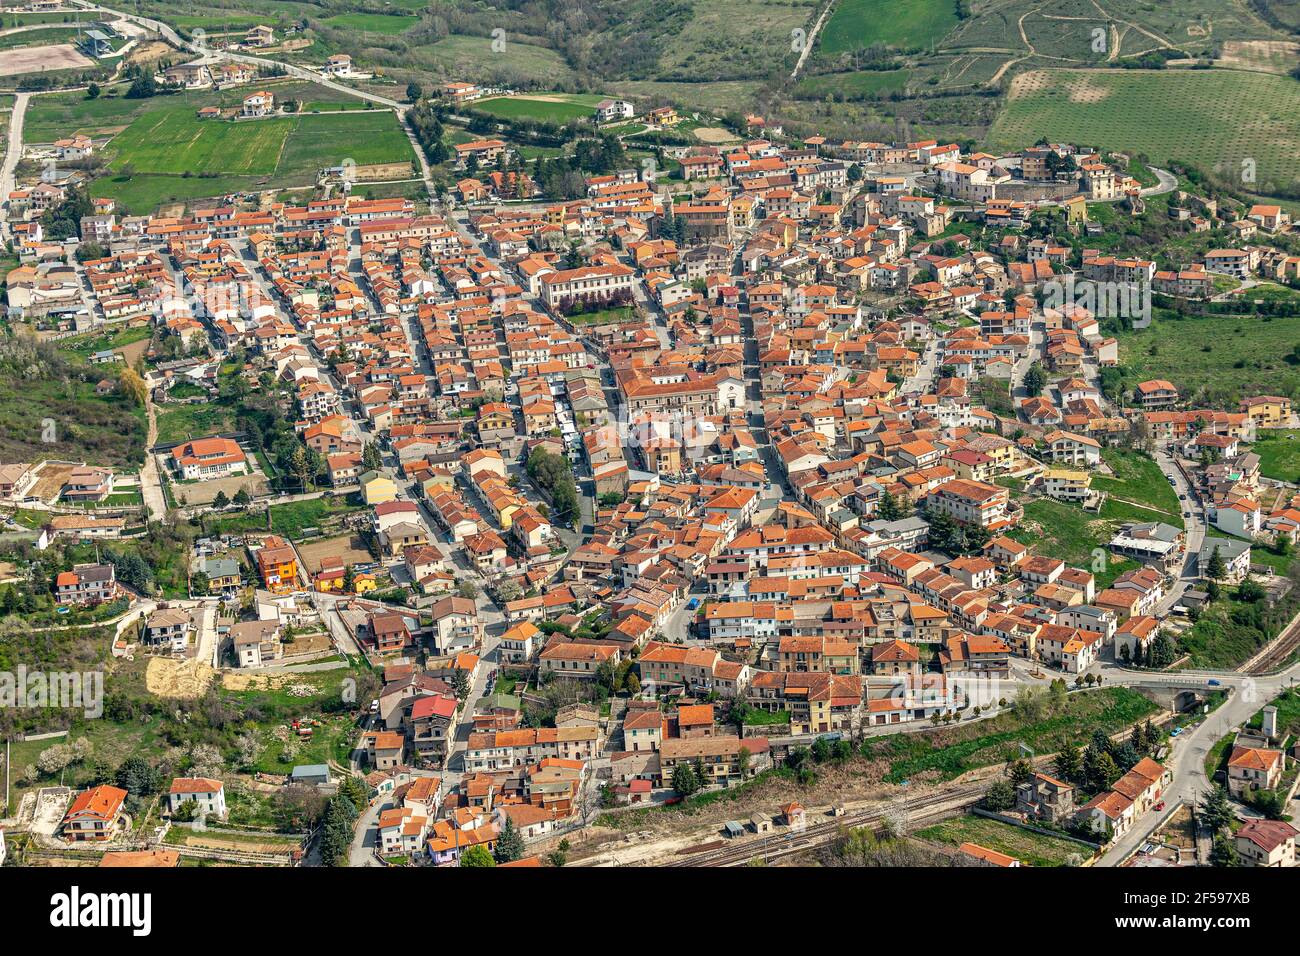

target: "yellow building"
[361,472,397,505]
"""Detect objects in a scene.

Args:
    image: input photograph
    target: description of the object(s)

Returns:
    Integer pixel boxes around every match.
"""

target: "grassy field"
[421,35,575,84]
[321,12,419,34]
[23,81,375,141]
[90,103,413,212]
[0,26,84,51]
[205,495,363,540]
[0,359,146,468]
[472,93,604,124]
[820,0,958,54]
[1117,309,1300,408]
[1252,430,1300,483]
[794,68,911,99]
[1008,497,1159,585]
[918,814,1092,866]
[1091,448,1181,515]
[990,69,1300,199]
[108,106,289,176]
[861,687,1158,784]
[154,401,238,446]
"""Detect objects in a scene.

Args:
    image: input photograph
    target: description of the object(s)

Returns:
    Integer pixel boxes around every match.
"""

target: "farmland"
[82,99,415,213]
[1117,309,1300,408]
[990,69,1300,200]
[321,12,419,35]
[472,93,606,124]
[820,0,958,54]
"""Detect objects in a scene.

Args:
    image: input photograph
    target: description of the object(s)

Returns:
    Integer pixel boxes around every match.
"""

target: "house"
[1134,379,1178,409]
[245,24,275,47]
[255,537,300,593]
[169,437,248,480]
[62,785,127,841]
[166,778,227,818]
[1016,772,1075,823]
[959,843,1021,867]
[595,98,635,122]
[144,607,192,655]
[55,564,116,605]
[242,91,275,118]
[1200,537,1251,583]
[231,620,283,668]
[1234,819,1297,867]
[1227,744,1283,797]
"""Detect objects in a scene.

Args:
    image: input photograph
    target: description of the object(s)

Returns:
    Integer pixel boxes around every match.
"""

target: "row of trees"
[526,446,580,529]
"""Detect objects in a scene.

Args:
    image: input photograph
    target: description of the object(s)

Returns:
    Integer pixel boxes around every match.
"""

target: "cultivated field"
[85,101,415,213]
[990,69,1300,197]
[471,92,605,124]
[820,0,958,54]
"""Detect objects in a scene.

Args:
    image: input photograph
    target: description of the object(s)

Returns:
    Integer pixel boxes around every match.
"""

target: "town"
[0,0,1298,879]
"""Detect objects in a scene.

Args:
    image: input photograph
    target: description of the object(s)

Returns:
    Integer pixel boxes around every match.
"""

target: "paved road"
[0,91,28,246]
[1098,660,1300,865]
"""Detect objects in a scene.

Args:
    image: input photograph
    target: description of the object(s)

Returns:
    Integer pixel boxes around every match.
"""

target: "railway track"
[1241,608,1300,675]
[669,786,983,867]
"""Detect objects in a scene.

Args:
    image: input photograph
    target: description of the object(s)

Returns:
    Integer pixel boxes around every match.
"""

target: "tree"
[737,746,751,779]
[1053,742,1083,784]
[86,82,101,99]
[494,815,526,862]
[460,844,496,867]
[114,756,162,802]
[1206,545,1226,581]
[451,668,471,702]
[233,487,251,508]
[877,489,903,521]
[671,761,701,796]
[342,564,356,593]
[406,81,424,103]
[118,366,148,406]
[1209,832,1239,867]
[983,779,1016,811]
[1022,362,1046,397]
[1006,758,1034,787]
[289,444,314,491]
[1199,785,1234,835]
[213,490,230,510]
[362,441,383,471]
[190,570,210,596]
[546,838,571,867]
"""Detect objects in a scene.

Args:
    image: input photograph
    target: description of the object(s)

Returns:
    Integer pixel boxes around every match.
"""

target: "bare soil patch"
[0,44,92,77]
[145,655,217,699]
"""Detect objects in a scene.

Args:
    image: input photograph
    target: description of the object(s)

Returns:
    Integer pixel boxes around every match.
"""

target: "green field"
[0,26,84,51]
[794,68,911,99]
[1091,448,1180,516]
[88,102,414,212]
[861,687,1158,784]
[1252,430,1300,483]
[1118,309,1300,408]
[23,81,373,141]
[1007,496,1172,585]
[108,106,290,175]
[918,814,1093,866]
[155,402,238,446]
[321,12,419,34]
[422,35,575,84]
[990,69,1300,198]
[820,0,958,54]
[473,93,604,123]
